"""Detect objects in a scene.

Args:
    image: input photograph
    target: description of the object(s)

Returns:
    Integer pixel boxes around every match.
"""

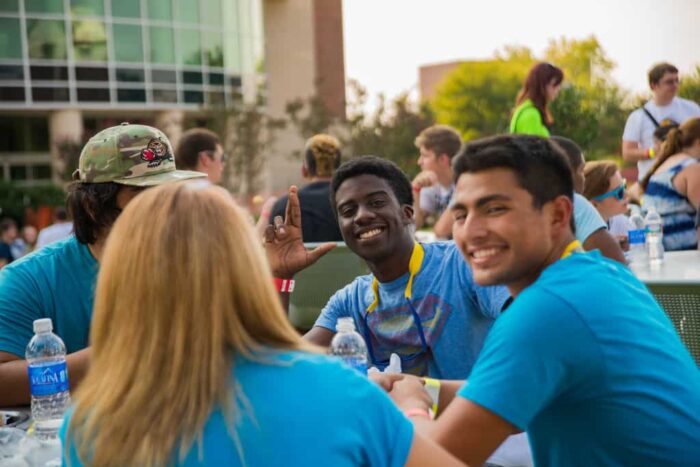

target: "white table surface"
[630,250,700,285]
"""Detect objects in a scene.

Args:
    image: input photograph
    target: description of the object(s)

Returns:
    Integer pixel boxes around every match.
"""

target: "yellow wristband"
[648,148,655,159]
[423,377,440,415]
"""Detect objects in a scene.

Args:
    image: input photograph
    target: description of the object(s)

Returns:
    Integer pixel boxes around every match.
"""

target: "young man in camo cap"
[0,123,205,406]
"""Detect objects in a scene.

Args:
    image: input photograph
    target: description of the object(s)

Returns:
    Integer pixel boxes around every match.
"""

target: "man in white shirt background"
[622,62,700,180]
[36,207,73,249]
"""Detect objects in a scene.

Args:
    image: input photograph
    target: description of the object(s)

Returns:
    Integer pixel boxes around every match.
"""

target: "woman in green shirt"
[510,62,564,137]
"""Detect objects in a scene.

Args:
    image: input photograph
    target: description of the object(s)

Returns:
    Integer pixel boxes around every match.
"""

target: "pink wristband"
[403,408,431,419]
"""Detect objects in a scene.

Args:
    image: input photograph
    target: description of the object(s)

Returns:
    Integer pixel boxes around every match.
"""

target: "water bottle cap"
[33,318,52,333]
[336,317,356,333]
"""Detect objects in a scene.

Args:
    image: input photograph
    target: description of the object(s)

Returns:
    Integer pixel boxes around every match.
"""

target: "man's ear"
[198,151,211,169]
[402,204,415,223]
[301,165,309,178]
[548,195,574,235]
[438,153,451,167]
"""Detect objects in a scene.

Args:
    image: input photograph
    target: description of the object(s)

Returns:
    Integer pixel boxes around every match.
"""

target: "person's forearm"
[433,209,454,239]
[0,348,90,406]
[414,202,426,230]
[437,380,464,415]
[622,145,652,162]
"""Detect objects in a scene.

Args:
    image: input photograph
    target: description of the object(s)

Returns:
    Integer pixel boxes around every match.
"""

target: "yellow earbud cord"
[366,242,425,313]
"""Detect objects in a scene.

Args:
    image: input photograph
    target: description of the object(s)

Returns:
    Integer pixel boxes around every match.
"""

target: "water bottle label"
[342,356,368,375]
[629,229,646,245]
[28,361,69,396]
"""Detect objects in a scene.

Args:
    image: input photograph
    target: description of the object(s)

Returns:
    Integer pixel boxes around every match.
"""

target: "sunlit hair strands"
[67,181,317,466]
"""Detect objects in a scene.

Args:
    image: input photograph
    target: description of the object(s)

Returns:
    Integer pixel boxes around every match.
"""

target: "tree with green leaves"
[680,65,700,104]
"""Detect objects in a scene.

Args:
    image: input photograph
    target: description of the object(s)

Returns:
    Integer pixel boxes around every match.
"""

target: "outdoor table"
[0,406,31,430]
[630,250,700,365]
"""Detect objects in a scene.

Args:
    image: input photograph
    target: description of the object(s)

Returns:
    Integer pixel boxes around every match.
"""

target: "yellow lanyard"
[560,240,583,259]
[366,242,425,313]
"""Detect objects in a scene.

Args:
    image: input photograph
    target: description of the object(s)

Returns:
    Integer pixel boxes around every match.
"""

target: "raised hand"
[263,186,336,278]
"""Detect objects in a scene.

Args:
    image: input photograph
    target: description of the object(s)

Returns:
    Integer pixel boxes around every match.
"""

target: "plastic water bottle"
[25,319,71,440]
[644,207,664,265]
[627,212,647,266]
[330,317,368,375]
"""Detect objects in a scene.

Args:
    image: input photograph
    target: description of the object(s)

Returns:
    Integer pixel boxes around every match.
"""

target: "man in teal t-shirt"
[388,135,700,466]
[0,123,205,406]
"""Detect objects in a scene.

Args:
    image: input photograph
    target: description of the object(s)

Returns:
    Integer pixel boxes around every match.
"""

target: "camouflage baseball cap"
[74,123,206,187]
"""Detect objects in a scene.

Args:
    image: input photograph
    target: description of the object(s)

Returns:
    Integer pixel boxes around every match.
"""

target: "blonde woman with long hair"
[60,181,464,467]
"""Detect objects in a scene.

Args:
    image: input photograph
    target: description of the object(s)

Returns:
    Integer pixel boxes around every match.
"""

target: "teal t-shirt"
[61,351,414,466]
[0,236,97,356]
[460,251,700,465]
[509,99,550,137]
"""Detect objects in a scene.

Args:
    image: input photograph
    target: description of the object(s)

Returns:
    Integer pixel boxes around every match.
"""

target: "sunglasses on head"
[592,181,626,202]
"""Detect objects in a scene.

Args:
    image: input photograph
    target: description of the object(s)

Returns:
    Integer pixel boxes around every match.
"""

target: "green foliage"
[431,35,630,160]
[680,66,700,104]
[0,181,66,222]
[432,60,530,141]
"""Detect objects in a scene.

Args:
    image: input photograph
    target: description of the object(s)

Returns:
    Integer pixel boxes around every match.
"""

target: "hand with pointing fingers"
[263,185,336,279]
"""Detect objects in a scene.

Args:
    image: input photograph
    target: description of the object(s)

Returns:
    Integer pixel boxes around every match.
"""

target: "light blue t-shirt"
[315,242,510,378]
[460,251,700,465]
[61,351,413,466]
[573,193,606,244]
[0,236,97,356]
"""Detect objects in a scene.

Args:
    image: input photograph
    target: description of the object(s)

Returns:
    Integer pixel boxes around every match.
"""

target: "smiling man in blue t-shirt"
[388,135,700,466]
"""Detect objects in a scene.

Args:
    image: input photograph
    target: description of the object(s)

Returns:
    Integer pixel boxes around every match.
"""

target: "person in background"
[622,62,700,181]
[640,117,700,251]
[36,207,73,250]
[0,218,17,268]
[174,128,226,184]
[61,182,463,467]
[411,125,462,238]
[628,122,680,204]
[12,224,38,258]
[0,123,205,407]
[510,63,564,137]
[270,134,343,242]
[385,135,700,466]
[583,161,632,249]
[550,136,626,263]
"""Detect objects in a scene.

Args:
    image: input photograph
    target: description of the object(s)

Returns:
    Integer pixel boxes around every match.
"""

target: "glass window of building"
[203,31,223,67]
[201,0,222,27]
[147,0,172,21]
[27,19,67,60]
[176,0,199,24]
[0,0,18,12]
[0,65,24,80]
[70,0,104,17]
[111,0,140,18]
[0,18,22,59]
[26,0,64,14]
[179,28,201,65]
[149,27,175,64]
[223,30,241,73]
[113,23,144,62]
[73,20,108,61]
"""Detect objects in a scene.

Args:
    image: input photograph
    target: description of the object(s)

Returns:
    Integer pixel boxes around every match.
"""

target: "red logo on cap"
[140,138,172,168]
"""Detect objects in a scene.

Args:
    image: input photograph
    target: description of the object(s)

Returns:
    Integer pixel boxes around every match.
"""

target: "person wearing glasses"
[622,62,700,181]
[265,156,532,467]
[175,128,227,184]
[583,161,632,250]
[639,117,700,251]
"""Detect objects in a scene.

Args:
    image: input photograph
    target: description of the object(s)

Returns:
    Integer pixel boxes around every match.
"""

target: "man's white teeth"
[473,248,499,259]
[359,228,382,239]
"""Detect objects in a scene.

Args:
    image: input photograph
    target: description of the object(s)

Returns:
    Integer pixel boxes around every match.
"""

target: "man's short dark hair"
[453,135,574,209]
[53,206,68,222]
[414,125,462,160]
[648,62,679,87]
[174,128,221,170]
[550,136,583,172]
[66,182,123,244]
[330,156,413,211]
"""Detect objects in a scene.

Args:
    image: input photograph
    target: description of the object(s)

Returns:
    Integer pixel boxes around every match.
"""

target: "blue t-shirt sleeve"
[458,289,603,430]
[60,406,86,467]
[0,265,43,357]
[573,194,606,243]
[314,284,353,330]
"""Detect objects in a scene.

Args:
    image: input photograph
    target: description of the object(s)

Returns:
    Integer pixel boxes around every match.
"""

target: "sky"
[342,0,700,106]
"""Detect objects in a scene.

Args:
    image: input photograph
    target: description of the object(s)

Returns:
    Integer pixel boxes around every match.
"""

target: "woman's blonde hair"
[641,117,700,191]
[583,160,619,201]
[67,182,315,466]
